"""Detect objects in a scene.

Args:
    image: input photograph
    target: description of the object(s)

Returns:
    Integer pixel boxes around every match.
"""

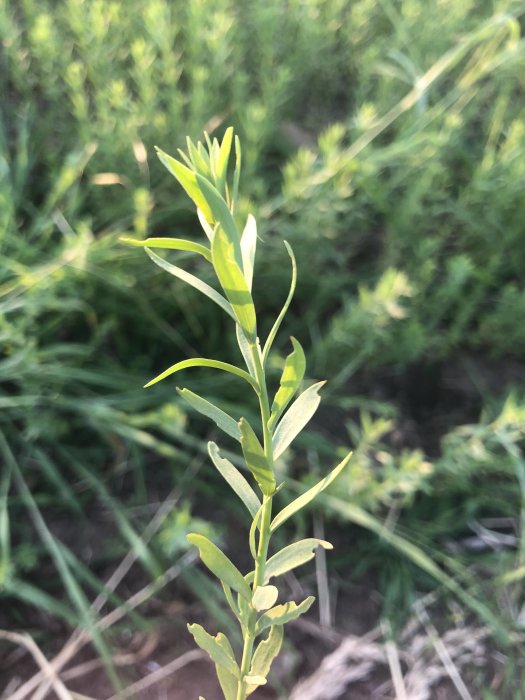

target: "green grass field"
[2,0,525,697]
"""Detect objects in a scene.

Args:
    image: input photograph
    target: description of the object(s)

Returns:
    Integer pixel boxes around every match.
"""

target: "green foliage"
[2,1,525,695]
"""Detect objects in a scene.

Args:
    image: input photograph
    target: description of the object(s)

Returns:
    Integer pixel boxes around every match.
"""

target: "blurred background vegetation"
[2,0,525,697]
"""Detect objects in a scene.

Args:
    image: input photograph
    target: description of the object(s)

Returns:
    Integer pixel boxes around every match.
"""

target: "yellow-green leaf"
[144,357,257,392]
[178,388,241,441]
[212,226,257,342]
[187,624,239,676]
[120,236,212,263]
[255,597,315,634]
[239,418,276,495]
[272,381,326,459]
[247,625,283,695]
[155,147,213,223]
[264,538,332,584]
[252,585,278,612]
[269,337,306,430]
[187,534,251,600]
[270,450,352,532]
[208,442,261,519]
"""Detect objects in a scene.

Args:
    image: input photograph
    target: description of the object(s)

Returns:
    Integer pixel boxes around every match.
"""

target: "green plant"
[123,128,352,699]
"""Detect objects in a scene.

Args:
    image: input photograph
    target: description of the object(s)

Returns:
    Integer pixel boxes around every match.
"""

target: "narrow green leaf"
[232,135,241,207]
[145,248,235,321]
[208,442,261,518]
[216,127,234,194]
[196,174,241,254]
[121,236,212,263]
[262,241,297,365]
[247,625,283,695]
[255,597,315,634]
[216,665,237,700]
[155,147,213,223]
[252,585,278,612]
[187,533,252,600]
[272,381,326,459]
[144,357,258,392]
[187,623,239,676]
[240,214,257,291]
[198,208,215,241]
[212,226,257,342]
[186,137,211,178]
[236,324,257,378]
[269,337,306,430]
[264,538,332,584]
[270,450,352,533]
[178,388,241,441]
[239,418,276,495]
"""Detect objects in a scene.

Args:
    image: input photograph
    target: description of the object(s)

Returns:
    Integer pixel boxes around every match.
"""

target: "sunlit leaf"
[270,450,352,532]
[187,623,239,676]
[247,625,283,695]
[241,215,257,291]
[120,236,212,263]
[212,226,257,342]
[208,442,261,518]
[144,357,257,392]
[155,147,213,223]
[239,418,276,495]
[187,533,251,600]
[178,388,241,441]
[145,248,234,320]
[255,597,315,634]
[264,538,332,583]
[269,337,306,430]
[272,381,326,459]
[252,585,278,612]
[216,127,234,195]
[216,664,237,700]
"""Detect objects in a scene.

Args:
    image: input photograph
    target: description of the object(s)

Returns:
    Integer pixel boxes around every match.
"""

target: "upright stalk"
[129,129,349,700]
[234,346,275,700]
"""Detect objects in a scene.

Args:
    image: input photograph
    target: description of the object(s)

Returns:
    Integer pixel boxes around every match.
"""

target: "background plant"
[2,0,525,696]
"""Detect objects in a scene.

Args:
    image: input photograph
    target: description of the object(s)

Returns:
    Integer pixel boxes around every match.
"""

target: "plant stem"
[234,344,275,700]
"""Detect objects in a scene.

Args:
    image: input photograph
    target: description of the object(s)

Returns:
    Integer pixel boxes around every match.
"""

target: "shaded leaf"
[270,450,352,532]
[187,533,251,600]
[212,226,257,342]
[272,381,326,459]
[252,585,278,612]
[255,597,315,634]
[145,248,234,320]
[178,388,241,441]
[236,324,257,378]
[247,625,283,695]
[262,241,297,364]
[269,337,306,430]
[120,236,212,262]
[208,442,261,518]
[239,418,276,495]
[196,174,240,255]
[187,623,238,676]
[264,538,332,584]
[144,357,257,392]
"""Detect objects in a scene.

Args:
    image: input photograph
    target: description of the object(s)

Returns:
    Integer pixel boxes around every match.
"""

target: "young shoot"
[122,128,351,699]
